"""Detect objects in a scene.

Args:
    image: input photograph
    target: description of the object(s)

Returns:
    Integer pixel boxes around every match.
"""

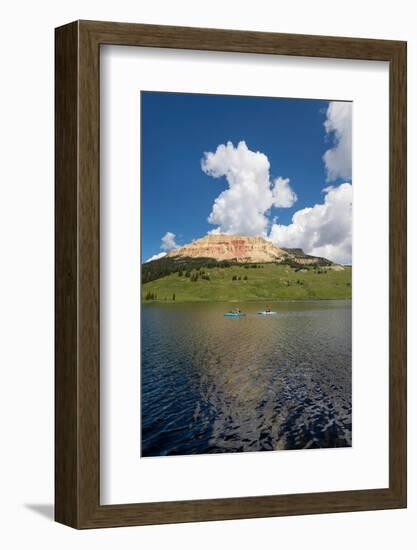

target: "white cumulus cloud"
[145,231,178,263]
[323,101,352,182]
[269,183,352,264]
[145,251,167,263]
[201,141,296,236]
[161,231,178,252]
[272,177,298,208]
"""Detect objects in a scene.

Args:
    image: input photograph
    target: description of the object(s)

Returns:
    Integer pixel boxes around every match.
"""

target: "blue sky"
[141,92,352,264]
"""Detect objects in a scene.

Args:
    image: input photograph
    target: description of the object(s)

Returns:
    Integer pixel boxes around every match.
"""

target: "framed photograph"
[55,20,406,528]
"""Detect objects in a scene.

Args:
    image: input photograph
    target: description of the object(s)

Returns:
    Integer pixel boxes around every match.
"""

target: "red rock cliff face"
[168,234,287,263]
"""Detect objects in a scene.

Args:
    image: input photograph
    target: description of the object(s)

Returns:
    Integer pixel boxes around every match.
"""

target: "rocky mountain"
[167,234,332,266]
[168,234,287,263]
[142,234,336,284]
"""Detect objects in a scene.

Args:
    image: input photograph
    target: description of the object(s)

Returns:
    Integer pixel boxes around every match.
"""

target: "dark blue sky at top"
[141,91,340,261]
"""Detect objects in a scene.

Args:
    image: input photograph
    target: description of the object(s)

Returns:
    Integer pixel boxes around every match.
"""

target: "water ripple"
[141,301,352,456]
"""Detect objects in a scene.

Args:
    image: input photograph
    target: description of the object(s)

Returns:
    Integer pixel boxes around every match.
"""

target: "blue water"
[141,300,352,457]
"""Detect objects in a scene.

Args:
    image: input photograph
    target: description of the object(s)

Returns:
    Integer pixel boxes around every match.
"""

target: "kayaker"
[266,305,270,313]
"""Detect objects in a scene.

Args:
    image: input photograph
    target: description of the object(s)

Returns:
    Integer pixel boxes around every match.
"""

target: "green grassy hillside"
[142,264,352,302]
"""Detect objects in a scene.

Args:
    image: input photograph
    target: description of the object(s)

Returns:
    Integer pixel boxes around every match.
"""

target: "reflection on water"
[141,301,352,456]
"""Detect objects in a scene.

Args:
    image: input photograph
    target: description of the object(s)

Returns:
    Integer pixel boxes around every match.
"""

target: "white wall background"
[0,0,414,547]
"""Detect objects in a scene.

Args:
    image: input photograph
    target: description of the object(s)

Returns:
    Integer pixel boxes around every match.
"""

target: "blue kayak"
[224,312,246,317]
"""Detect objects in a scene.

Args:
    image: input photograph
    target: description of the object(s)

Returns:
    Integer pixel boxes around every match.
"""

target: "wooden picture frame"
[55,20,407,528]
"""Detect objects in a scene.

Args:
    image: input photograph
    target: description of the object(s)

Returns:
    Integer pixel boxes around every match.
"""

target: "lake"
[141,300,352,457]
